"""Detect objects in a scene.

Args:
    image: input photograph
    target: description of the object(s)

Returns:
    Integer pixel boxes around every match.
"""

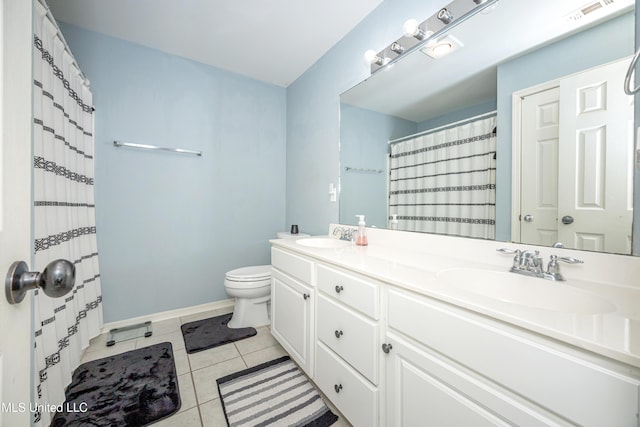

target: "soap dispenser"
[390,214,398,230]
[355,215,368,246]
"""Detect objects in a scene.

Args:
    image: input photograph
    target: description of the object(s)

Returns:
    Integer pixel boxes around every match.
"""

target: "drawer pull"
[335,285,344,293]
[382,343,393,354]
[334,330,343,339]
[334,384,343,393]
[303,293,310,300]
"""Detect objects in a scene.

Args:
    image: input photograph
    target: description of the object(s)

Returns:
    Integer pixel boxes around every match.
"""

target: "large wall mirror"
[339,0,636,255]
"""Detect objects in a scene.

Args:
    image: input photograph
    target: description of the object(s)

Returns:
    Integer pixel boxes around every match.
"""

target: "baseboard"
[101,298,235,333]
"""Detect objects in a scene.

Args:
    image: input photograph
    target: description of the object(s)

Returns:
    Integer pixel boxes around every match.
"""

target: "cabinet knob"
[334,384,343,393]
[382,343,393,354]
[335,285,344,293]
[303,293,310,300]
[334,330,343,339]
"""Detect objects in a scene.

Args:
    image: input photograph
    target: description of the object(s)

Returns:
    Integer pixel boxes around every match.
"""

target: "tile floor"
[81,306,351,427]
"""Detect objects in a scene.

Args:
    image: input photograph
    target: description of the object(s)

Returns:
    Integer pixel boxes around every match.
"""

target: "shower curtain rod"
[38,0,89,85]
[388,110,497,146]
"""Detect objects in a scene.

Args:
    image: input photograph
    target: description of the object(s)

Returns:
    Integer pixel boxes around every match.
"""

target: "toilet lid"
[225,265,271,281]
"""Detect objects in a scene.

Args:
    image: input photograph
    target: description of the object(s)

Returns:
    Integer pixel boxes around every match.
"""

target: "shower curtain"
[32,2,103,425]
[388,115,497,239]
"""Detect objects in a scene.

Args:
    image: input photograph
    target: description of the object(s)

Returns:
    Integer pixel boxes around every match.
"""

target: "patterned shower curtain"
[32,2,103,425]
[388,115,497,239]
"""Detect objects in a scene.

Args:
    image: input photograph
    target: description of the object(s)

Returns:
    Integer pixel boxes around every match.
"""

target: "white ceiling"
[47,0,384,87]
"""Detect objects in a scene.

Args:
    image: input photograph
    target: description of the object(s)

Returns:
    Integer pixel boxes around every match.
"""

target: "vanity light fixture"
[402,18,432,41]
[473,0,489,4]
[364,49,390,66]
[437,8,454,24]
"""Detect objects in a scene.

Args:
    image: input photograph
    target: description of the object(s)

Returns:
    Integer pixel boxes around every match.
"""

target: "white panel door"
[558,57,634,253]
[520,87,560,246]
[0,0,34,425]
[271,270,313,376]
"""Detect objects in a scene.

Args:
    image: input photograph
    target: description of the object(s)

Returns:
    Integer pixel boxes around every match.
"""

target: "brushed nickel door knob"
[5,259,75,304]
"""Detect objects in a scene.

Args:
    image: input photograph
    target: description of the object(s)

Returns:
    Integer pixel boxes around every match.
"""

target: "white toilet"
[224,231,309,329]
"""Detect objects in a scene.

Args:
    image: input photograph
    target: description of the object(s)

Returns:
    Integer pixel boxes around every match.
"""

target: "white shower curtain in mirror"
[32,2,103,425]
[389,116,497,239]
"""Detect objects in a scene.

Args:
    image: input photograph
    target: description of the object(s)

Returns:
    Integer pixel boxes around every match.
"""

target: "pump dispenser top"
[355,215,368,246]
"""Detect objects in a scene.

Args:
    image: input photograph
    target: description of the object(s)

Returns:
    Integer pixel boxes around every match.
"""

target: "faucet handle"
[497,248,523,269]
[556,256,584,264]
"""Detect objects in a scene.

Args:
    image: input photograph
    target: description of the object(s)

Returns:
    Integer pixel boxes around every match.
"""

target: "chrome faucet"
[497,248,583,281]
[332,226,356,242]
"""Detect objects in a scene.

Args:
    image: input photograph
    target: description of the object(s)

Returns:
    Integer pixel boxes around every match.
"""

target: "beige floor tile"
[153,406,202,427]
[85,332,109,351]
[199,398,227,427]
[79,340,136,364]
[192,357,246,403]
[233,326,278,355]
[180,307,233,325]
[173,348,191,376]
[188,343,240,371]
[151,317,182,336]
[135,330,185,351]
[241,343,287,368]
[177,373,198,413]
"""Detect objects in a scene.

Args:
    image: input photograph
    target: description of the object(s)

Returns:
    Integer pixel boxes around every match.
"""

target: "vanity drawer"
[317,294,379,385]
[271,247,313,285]
[387,288,640,427]
[315,342,378,427]
[317,263,379,319]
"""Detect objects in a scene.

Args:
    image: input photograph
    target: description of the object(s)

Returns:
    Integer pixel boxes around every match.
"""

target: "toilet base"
[228,295,270,329]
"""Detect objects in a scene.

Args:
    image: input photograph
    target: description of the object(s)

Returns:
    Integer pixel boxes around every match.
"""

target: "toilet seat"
[225,265,271,282]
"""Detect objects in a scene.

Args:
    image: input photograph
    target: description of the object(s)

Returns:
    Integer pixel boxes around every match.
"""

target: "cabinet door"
[384,333,569,427]
[271,270,313,376]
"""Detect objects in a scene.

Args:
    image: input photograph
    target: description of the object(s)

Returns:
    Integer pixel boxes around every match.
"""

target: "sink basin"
[296,237,351,249]
[436,268,616,315]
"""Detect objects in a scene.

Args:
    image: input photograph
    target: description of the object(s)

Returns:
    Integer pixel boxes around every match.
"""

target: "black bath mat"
[181,312,257,354]
[50,342,180,427]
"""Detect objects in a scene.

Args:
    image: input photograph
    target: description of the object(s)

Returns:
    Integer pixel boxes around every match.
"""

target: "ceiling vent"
[564,0,618,22]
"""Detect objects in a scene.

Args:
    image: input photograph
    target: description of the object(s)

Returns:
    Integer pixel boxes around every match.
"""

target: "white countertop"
[271,234,640,369]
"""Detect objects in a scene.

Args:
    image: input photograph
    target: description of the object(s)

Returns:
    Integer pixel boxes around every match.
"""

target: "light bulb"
[364,49,379,63]
[363,49,390,66]
[402,19,419,37]
[403,18,432,41]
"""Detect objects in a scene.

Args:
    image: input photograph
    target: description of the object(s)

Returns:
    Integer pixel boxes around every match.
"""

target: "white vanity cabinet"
[270,247,315,376]
[384,287,640,427]
[314,263,381,427]
[270,243,640,427]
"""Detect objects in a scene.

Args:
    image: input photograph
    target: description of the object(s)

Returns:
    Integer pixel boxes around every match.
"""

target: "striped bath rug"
[217,356,338,427]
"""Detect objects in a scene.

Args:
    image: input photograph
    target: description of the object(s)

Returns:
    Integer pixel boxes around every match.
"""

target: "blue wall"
[60,24,287,322]
[340,104,416,227]
[495,12,634,241]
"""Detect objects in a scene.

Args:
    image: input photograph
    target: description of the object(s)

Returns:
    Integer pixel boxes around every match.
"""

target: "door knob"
[523,214,534,222]
[5,259,75,304]
[561,215,574,225]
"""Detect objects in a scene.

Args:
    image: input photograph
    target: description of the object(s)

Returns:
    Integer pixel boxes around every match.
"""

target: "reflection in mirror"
[339,0,635,255]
